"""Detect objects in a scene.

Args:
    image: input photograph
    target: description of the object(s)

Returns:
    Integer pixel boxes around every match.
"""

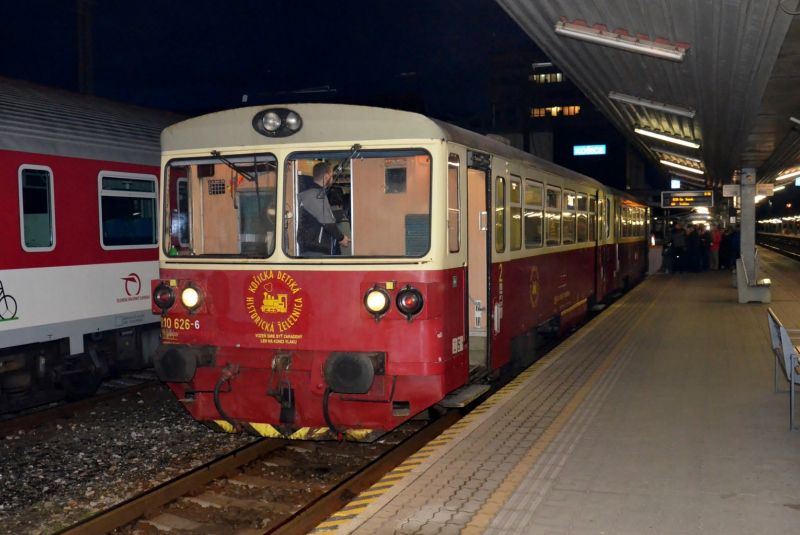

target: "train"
[151,104,649,441]
[0,78,182,413]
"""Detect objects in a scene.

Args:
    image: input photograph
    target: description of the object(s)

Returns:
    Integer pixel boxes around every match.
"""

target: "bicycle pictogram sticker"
[0,280,18,321]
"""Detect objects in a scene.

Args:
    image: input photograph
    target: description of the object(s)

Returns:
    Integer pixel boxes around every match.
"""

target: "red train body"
[0,78,181,412]
[152,104,648,441]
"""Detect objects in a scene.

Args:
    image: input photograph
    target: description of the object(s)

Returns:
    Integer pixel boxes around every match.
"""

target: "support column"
[741,168,756,280]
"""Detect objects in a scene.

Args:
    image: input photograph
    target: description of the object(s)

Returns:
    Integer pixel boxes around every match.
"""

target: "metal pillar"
[741,168,756,280]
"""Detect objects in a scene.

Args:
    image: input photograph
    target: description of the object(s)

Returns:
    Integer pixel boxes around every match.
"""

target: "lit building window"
[531,106,581,118]
[529,72,565,83]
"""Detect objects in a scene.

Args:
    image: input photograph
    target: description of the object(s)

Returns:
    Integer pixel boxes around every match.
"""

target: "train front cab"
[154,140,479,441]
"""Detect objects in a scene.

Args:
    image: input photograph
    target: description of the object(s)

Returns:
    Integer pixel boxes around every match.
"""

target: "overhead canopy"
[496,0,800,186]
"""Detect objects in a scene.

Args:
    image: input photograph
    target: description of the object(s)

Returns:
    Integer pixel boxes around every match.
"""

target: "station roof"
[496,0,800,187]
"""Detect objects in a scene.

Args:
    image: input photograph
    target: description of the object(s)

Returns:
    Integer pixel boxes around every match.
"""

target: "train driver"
[297,162,351,256]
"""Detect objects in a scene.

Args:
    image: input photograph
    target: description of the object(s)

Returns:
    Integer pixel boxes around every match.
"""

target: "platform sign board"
[723,185,740,197]
[670,179,681,189]
[573,144,606,156]
[756,183,774,196]
[661,190,713,208]
[796,177,800,187]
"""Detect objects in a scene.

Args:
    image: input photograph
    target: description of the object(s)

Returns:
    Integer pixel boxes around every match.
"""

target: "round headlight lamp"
[396,286,424,320]
[364,286,391,320]
[285,112,302,131]
[180,286,203,311]
[153,284,175,312]
[262,112,282,132]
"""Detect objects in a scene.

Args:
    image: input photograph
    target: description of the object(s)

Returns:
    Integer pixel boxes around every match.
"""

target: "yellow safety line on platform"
[462,277,673,535]
[312,277,664,534]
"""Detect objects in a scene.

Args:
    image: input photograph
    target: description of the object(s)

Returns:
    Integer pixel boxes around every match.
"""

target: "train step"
[440,384,491,408]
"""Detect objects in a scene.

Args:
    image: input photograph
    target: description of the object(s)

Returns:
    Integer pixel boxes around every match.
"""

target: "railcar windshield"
[285,149,432,258]
[163,153,278,258]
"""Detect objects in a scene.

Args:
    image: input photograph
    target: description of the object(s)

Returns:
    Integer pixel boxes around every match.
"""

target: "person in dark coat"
[730,224,741,270]
[685,225,702,272]
[297,162,351,256]
[698,225,711,271]
[668,222,686,273]
[719,228,733,269]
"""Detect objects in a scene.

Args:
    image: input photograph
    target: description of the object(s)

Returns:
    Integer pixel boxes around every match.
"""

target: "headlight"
[181,286,202,311]
[262,112,282,132]
[153,284,175,311]
[396,286,424,319]
[364,286,391,320]
[285,112,302,131]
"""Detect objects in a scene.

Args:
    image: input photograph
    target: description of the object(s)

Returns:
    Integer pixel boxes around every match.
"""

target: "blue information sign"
[573,145,606,156]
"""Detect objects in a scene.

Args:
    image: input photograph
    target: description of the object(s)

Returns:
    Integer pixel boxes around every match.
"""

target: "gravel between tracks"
[0,385,256,535]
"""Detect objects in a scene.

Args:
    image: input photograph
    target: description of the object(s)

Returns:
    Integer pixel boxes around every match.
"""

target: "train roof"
[0,77,184,166]
[162,103,634,199]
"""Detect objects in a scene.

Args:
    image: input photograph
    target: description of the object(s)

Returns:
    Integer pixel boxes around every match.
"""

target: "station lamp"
[635,128,700,149]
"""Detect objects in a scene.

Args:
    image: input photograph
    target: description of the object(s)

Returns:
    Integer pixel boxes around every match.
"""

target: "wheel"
[61,370,103,401]
[0,295,17,320]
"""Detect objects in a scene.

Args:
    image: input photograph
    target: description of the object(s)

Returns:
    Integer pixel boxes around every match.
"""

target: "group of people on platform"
[663,222,741,274]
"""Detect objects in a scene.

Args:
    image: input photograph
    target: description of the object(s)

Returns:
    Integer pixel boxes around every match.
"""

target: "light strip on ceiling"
[791,117,800,126]
[651,148,702,163]
[661,160,704,174]
[554,22,686,62]
[776,169,800,181]
[774,185,786,191]
[635,128,700,148]
[609,91,695,118]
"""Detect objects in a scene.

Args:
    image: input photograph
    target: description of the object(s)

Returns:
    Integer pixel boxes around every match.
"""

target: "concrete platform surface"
[313,249,800,535]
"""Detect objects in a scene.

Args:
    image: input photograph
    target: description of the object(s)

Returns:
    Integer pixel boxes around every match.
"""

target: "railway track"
[0,376,161,437]
[54,412,460,535]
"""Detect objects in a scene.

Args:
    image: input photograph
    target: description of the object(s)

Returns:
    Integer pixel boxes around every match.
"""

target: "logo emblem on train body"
[529,266,540,309]
[245,271,304,339]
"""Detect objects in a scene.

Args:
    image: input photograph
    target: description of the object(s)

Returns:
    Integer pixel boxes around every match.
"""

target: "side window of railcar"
[448,154,460,253]
[562,190,576,245]
[98,173,158,249]
[589,197,597,242]
[545,186,561,246]
[286,150,431,258]
[509,177,522,251]
[495,176,505,253]
[19,165,56,251]
[576,193,588,243]
[524,179,543,248]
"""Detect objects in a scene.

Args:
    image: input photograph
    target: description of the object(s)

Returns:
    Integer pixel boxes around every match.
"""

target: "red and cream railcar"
[152,104,647,441]
[0,78,181,412]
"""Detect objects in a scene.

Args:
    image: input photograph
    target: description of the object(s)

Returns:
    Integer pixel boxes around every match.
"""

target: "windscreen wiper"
[331,143,362,185]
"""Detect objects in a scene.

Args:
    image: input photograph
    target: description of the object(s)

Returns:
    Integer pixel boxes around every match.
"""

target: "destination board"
[661,190,713,208]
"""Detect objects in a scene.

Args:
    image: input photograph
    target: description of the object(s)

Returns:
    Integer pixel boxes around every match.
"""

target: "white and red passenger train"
[152,104,648,441]
[0,78,181,412]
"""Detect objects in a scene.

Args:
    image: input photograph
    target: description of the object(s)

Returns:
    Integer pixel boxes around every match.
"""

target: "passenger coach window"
[563,190,576,245]
[546,186,561,246]
[164,154,277,257]
[448,154,460,253]
[524,179,543,248]
[589,197,597,242]
[286,150,431,258]
[99,173,158,249]
[19,165,55,251]
[577,193,588,243]
[495,176,505,253]
[509,177,522,251]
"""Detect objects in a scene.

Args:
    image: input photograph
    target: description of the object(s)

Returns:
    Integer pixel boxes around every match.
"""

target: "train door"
[466,151,492,372]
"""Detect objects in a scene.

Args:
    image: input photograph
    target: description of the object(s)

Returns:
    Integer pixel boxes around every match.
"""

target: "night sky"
[1,0,533,122]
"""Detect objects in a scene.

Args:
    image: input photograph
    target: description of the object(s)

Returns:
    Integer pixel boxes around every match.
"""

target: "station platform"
[312,248,800,535]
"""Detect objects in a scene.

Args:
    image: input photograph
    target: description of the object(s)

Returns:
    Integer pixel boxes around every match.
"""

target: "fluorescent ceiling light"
[651,148,702,163]
[777,169,800,181]
[554,22,686,62]
[661,160,704,175]
[531,62,553,69]
[609,92,695,118]
[774,185,786,191]
[635,128,700,148]
[791,117,800,126]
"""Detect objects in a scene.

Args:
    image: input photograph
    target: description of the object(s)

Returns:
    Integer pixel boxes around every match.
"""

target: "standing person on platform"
[709,224,722,270]
[719,227,733,269]
[685,225,701,272]
[698,225,711,271]
[731,224,741,271]
[669,222,686,273]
